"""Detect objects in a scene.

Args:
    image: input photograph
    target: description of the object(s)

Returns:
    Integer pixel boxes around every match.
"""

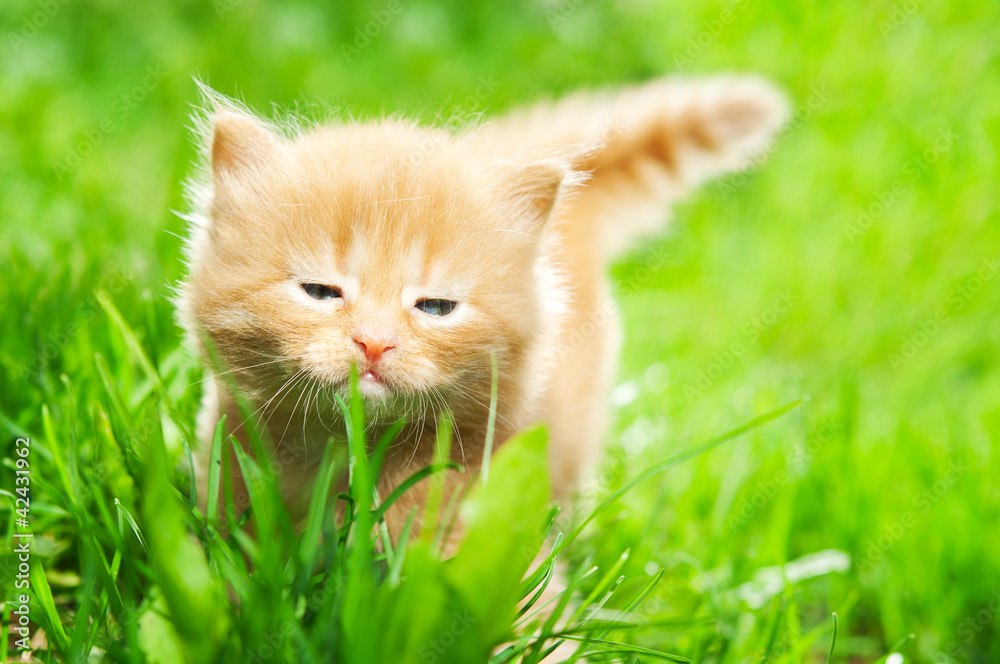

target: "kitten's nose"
[353,333,396,363]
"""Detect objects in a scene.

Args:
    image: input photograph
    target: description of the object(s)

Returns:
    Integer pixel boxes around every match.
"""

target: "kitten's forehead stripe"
[402,238,426,290]
[342,231,428,306]
[344,233,368,280]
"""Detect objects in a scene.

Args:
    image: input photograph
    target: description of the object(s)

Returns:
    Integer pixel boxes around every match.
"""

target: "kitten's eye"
[415,299,458,317]
[301,283,343,300]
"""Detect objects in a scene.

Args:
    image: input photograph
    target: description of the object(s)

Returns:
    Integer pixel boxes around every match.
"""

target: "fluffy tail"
[482,75,789,255]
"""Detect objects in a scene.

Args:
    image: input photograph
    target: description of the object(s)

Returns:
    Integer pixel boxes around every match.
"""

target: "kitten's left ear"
[210,110,282,178]
[195,82,283,182]
[505,157,584,234]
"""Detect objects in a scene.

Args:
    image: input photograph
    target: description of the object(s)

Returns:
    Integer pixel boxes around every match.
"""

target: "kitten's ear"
[194,81,283,180]
[210,109,282,178]
[505,157,583,234]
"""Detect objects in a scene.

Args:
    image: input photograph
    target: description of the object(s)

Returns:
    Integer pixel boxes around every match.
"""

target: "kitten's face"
[182,112,568,423]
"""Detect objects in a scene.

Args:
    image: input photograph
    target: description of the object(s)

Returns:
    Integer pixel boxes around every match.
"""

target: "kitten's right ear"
[504,156,586,235]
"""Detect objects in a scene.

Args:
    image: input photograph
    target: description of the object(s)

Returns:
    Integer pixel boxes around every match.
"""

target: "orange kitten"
[178,76,787,541]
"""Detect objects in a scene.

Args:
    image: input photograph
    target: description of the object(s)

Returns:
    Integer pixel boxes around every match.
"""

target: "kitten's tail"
[484,75,789,256]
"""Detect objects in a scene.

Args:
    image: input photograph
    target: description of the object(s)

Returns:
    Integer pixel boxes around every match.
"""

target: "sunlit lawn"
[1,0,998,662]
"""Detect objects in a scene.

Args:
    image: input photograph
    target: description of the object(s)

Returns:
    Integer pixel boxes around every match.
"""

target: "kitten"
[178,76,787,543]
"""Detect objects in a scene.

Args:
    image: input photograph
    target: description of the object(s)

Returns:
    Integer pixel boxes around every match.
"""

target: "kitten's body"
[179,76,786,539]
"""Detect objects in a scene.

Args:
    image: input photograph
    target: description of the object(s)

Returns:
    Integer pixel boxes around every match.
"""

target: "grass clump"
[1,295,805,662]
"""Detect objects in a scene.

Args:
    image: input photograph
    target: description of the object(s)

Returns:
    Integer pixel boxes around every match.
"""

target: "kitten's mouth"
[336,364,408,410]
[358,365,392,399]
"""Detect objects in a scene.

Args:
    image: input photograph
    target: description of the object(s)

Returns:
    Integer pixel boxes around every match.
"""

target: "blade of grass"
[758,598,787,664]
[418,410,453,545]
[94,353,141,465]
[41,404,79,515]
[592,568,665,641]
[870,633,915,664]
[230,442,276,538]
[824,613,839,664]
[141,409,230,663]
[67,578,99,660]
[30,557,70,652]
[180,437,197,510]
[294,435,339,601]
[559,397,807,555]
[385,508,418,587]
[523,559,597,661]
[86,547,123,653]
[205,415,226,530]
[371,461,461,523]
[559,616,715,636]
[114,498,148,553]
[433,455,467,554]
[554,636,690,662]
[519,532,564,604]
[568,550,629,626]
[774,592,857,664]
[481,350,499,484]
[338,367,378,662]
[371,418,406,480]
[97,291,193,442]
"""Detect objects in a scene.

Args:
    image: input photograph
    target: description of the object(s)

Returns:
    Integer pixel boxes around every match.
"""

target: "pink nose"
[353,333,396,363]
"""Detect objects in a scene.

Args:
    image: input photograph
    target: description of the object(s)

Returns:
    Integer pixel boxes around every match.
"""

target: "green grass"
[2,0,999,662]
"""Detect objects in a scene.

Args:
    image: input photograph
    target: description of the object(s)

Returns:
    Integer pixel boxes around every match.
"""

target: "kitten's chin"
[357,371,391,400]
[327,370,429,421]
[355,371,411,418]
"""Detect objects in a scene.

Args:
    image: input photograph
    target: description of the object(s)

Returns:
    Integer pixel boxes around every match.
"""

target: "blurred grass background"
[1,0,999,662]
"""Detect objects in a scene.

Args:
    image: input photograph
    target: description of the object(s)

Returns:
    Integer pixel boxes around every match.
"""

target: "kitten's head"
[179,101,576,427]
